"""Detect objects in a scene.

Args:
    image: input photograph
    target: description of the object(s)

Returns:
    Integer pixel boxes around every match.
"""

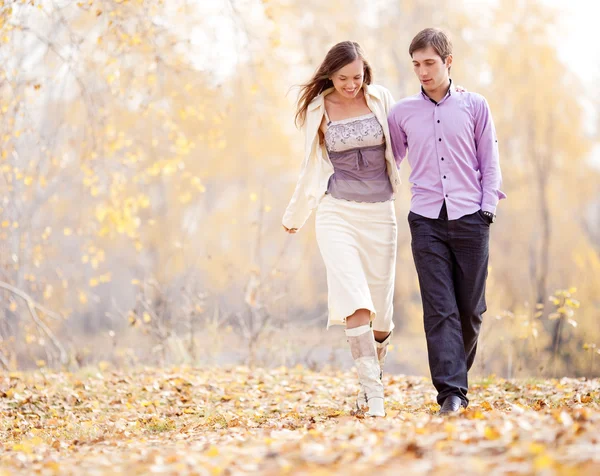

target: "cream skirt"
[315,194,397,331]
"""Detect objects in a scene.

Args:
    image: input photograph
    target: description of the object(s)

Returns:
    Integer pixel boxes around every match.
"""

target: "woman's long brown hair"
[294,41,373,128]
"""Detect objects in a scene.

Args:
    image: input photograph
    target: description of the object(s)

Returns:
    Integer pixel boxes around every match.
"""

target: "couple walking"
[282,28,506,417]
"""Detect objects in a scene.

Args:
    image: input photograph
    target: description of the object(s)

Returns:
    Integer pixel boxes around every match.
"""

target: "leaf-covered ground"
[1,366,599,475]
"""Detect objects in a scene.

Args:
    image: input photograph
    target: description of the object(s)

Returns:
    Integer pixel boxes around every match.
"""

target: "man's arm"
[387,107,408,168]
[474,96,506,215]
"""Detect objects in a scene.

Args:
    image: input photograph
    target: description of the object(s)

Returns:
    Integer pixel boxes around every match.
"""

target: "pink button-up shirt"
[387,82,506,219]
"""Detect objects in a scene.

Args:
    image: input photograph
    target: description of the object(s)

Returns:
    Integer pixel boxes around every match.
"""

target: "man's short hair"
[409,28,453,64]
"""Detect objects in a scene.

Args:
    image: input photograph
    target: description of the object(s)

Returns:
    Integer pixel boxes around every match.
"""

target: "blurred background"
[0,0,598,377]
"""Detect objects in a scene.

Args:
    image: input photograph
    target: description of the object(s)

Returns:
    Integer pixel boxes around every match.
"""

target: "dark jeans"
[408,202,489,407]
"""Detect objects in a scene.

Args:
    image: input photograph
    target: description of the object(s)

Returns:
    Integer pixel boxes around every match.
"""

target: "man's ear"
[445,54,453,70]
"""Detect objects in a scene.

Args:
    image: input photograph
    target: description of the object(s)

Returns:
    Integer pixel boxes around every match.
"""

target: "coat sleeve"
[281,127,317,231]
[382,87,395,114]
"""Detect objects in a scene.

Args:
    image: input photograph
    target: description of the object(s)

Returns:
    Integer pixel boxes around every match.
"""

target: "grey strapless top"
[324,111,393,203]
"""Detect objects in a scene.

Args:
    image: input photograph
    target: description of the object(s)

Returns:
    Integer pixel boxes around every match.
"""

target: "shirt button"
[445,194,448,198]
[439,138,442,142]
[441,157,444,161]
[443,175,446,179]
[437,120,440,123]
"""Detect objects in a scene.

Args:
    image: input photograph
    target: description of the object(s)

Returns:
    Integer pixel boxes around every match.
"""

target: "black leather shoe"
[438,395,463,415]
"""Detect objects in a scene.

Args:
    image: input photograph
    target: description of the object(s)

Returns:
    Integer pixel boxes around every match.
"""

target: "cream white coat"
[282,84,402,230]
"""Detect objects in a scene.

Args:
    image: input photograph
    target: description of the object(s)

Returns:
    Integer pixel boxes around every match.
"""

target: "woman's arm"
[281,123,319,233]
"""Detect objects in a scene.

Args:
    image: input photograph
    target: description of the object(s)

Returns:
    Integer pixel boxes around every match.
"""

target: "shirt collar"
[420,79,455,104]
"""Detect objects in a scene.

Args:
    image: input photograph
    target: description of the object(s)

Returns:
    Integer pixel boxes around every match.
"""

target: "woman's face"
[330,59,364,99]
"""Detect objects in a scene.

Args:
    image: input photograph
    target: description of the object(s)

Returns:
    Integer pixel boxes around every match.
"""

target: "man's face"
[411,46,452,93]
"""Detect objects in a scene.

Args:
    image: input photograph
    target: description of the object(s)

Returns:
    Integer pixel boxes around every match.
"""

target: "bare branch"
[25,298,69,366]
[0,280,64,321]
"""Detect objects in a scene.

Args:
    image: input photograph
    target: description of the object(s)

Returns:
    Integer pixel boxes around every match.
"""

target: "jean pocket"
[476,210,491,225]
[408,211,423,224]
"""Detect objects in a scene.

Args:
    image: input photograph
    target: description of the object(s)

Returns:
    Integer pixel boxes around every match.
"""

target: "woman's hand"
[282,225,298,234]
[455,85,467,93]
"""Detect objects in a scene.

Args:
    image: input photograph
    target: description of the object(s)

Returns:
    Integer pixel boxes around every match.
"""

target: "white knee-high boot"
[356,330,392,411]
[346,325,385,417]
[375,330,393,377]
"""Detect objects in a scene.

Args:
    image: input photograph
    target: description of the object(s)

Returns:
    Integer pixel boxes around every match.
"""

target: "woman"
[282,41,400,417]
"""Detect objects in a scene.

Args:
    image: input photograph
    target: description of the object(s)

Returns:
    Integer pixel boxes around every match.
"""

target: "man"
[387,28,506,415]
